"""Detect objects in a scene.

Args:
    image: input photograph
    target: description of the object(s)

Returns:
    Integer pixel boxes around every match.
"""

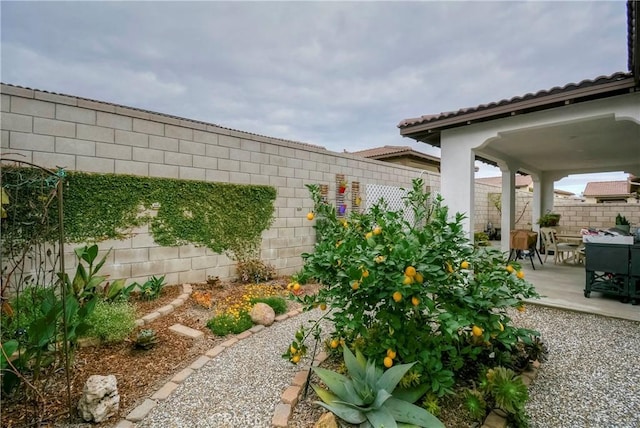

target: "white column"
[498,163,517,253]
[440,139,476,239]
[531,174,542,232]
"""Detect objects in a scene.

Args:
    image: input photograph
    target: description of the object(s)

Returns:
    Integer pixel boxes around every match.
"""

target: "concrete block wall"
[1,84,434,284]
[553,200,640,231]
[474,182,533,232]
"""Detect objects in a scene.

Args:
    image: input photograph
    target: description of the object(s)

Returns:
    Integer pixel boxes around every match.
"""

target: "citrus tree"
[285,178,541,397]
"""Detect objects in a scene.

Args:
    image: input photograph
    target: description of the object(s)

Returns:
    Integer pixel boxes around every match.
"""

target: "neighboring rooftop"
[583,180,632,197]
[349,145,441,172]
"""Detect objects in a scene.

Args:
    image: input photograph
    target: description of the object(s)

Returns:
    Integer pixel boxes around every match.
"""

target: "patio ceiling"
[477,113,640,176]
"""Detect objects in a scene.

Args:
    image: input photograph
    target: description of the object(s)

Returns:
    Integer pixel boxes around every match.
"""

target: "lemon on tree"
[306,212,315,221]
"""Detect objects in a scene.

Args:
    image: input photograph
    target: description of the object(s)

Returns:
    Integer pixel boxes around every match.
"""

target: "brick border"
[110,304,305,426]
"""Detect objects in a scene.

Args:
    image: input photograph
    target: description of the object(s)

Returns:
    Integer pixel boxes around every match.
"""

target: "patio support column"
[540,172,564,215]
[440,134,476,239]
[531,174,542,232]
[498,163,517,253]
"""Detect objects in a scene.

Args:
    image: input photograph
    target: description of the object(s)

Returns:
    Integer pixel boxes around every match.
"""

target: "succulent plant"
[134,329,158,350]
[311,345,444,428]
[483,366,528,415]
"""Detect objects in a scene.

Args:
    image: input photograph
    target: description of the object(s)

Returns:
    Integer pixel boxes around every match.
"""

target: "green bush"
[250,296,287,315]
[285,178,541,399]
[1,287,50,342]
[85,300,136,343]
[207,311,253,336]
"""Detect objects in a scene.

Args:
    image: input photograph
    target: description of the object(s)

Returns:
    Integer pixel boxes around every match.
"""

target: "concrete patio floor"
[517,256,639,322]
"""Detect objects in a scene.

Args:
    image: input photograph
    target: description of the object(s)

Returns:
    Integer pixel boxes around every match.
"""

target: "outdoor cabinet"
[584,243,630,302]
[630,246,640,304]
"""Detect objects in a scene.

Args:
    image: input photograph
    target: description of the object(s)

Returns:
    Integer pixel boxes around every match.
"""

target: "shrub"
[85,300,136,343]
[207,311,253,336]
[284,178,541,398]
[249,296,287,314]
[236,259,276,283]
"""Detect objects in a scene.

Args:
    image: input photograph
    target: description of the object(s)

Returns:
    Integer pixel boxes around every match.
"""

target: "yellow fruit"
[461,261,470,269]
[291,354,301,363]
[506,265,514,273]
[306,212,315,221]
[414,272,424,283]
[362,270,369,278]
[446,262,454,273]
[472,325,483,337]
[375,255,385,263]
[287,282,294,290]
[402,275,413,285]
[373,226,382,235]
[352,281,360,290]
[365,232,373,239]
[405,266,417,277]
[290,345,297,354]
[392,291,402,302]
[498,322,504,332]
[411,296,420,306]
[330,339,339,349]
[320,303,327,311]
[293,282,301,292]
[337,260,342,266]
[383,357,394,368]
[517,304,526,313]
[386,349,397,359]
[516,270,525,279]
[335,240,342,248]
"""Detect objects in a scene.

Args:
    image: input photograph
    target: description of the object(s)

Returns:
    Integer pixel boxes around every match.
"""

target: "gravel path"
[511,305,640,428]
[135,309,333,428]
[132,303,639,428]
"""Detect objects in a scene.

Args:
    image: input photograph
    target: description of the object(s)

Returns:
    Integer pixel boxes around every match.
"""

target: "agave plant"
[312,346,444,428]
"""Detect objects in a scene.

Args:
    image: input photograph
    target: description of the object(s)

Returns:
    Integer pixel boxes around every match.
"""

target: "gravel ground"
[131,304,639,428]
[134,308,333,428]
[510,305,640,428]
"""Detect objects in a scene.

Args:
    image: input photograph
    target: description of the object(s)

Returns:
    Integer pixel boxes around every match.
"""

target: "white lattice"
[365,184,414,224]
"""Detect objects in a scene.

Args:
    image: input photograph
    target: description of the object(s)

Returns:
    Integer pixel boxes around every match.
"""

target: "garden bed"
[1,277,310,427]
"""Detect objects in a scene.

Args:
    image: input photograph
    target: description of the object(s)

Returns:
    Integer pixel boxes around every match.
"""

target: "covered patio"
[519,258,639,322]
[398,1,639,253]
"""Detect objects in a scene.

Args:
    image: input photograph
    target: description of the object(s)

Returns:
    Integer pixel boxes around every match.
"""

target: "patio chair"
[540,227,579,264]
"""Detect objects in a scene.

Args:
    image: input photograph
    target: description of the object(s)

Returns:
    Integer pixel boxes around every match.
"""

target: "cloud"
[0,1,630,186]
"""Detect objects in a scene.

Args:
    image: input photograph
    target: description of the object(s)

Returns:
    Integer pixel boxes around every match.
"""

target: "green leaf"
[0,340,19,370]
[313,401,367,425]
[377,362,415,393]
[391,383,429,404]
[343,344,365,380]
[366,405,398,428]
[385,397,445,428]
[311,384,339,405]
[312,367,353,402]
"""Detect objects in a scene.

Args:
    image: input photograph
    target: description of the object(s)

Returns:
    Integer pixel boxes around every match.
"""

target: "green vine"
[2,167,277,260]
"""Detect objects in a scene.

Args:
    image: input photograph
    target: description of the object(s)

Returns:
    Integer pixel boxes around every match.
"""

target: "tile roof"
[398,72,635,130]
[583,180,630,196]
[349,145,441,162]
[476,175,533,188]
[0,83,327,151]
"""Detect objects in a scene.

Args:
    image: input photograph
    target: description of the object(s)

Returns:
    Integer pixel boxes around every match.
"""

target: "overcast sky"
[1,1,631,195]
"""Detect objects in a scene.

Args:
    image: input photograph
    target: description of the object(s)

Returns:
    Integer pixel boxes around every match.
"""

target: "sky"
[1,1,632,195]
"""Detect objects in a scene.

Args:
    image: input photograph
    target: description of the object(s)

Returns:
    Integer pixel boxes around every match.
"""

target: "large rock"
[250,302,275,326]
[315,412,338,428]
[77,374,120,423]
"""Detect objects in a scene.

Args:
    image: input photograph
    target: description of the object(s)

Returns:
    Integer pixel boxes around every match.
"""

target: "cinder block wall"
[1,84,437,284]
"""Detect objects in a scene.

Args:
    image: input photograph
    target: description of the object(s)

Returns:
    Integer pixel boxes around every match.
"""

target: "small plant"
[134,329,158,350]
[138,275,165,300]
[474,231,490,247]
[463,389,487,421]
[536,211,561,227]
[615,213,630,226]
[249,296,287,315]
[58,244,112,305]
[207,311,253,336]
[236,259,276,283]
[84,300,136,343]
[312,345,444,428]
[192,290,213,309]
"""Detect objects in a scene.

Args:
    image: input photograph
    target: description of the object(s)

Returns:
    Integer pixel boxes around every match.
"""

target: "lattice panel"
[365,184,414,224]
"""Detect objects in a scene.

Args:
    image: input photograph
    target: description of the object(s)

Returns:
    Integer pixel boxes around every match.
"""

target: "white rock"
[77,374,120,423]
[249,302,275,326]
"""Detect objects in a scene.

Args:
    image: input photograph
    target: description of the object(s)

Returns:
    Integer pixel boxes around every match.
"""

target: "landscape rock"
[78,374,120,423]
[250,302,275,326]
[315,412,338,428]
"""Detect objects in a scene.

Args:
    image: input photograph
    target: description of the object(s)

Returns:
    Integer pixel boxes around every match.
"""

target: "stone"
[77,374,120,423]
[271,403,292,427]
[249,302,275,326]
[315,412,338,428]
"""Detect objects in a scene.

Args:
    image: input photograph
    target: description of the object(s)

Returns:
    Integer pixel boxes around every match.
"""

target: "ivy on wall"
[2,167,277,260]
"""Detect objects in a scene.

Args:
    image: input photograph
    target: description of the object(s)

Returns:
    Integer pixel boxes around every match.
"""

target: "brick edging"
[112,306,305,427]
